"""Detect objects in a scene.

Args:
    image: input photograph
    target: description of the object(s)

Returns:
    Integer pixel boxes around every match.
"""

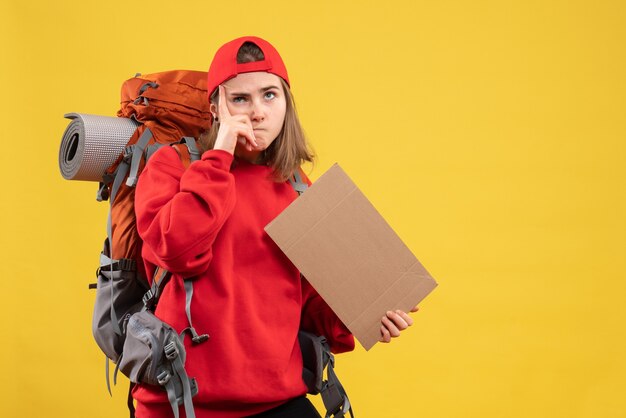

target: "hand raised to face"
[213,84,259,155]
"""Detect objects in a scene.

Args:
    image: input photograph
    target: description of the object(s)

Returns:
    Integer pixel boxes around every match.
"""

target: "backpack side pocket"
[120,311,198,418]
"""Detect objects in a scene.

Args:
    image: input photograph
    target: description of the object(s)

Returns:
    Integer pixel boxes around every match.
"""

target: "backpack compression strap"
[126,127,154,187]
[158,340,197,418]
[181,280,210,344]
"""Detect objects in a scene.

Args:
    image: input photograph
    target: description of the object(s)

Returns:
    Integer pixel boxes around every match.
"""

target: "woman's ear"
[209,102,217,118]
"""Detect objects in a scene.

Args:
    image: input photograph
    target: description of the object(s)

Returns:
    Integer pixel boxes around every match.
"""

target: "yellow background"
[1,0,624,417]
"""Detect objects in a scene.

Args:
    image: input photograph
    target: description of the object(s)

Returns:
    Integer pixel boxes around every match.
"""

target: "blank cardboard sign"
[265,164,438,350]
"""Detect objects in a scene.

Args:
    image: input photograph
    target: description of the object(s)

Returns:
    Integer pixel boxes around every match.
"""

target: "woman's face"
[213,71,287,159]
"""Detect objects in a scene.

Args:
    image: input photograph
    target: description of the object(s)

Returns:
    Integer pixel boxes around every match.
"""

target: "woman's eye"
[232,96,247,103]
[264,91,276,100]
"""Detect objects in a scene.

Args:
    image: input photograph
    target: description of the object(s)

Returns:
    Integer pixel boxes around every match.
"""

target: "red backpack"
[89,71,211,418]
[102,70,211,276]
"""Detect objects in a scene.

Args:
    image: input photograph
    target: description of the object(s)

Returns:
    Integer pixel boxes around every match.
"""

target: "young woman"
[134,36,417,418]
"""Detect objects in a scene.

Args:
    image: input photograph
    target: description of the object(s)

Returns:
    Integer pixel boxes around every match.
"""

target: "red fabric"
[133,147,354,418]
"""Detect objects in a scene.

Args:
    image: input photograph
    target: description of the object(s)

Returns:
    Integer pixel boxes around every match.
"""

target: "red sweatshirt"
[133,147,354,418]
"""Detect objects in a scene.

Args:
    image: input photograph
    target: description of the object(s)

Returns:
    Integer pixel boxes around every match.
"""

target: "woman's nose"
[250,100,265,121]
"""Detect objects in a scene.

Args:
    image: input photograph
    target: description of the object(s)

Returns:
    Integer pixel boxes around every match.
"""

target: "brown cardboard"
[265,163,438,350]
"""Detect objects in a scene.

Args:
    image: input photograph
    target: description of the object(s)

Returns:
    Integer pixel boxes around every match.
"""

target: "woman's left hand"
[379,306,419,343]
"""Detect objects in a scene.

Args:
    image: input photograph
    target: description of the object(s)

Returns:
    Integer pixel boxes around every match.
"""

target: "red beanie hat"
[207,36,290,102]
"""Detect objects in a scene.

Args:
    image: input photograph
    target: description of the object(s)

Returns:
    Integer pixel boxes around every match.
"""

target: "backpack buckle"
[118,258,136,272]
[123,145,135,161]
[96,182,110,202]
[164,341,178,360]
[142,289,155,309]
[157,370,171,385]
[192,333,209,344]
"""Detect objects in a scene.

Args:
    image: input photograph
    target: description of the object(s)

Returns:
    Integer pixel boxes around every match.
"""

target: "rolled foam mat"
[59,113,139,182]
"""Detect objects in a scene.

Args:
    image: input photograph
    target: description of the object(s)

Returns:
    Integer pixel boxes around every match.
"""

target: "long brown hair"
[198,41,314,181]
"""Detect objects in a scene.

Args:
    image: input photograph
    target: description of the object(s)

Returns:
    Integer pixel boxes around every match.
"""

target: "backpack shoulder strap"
[289,168,309,195]
[141,266,171,312]
[171,137,201,168]
[321,351,353,418]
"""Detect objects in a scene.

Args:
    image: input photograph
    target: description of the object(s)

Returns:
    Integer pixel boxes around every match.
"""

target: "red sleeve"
[300,277,355,354]
[135,147,236,277]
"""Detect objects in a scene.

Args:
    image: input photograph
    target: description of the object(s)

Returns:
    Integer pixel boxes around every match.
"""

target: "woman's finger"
[379,325,391,343]
[240,126,258,148]
[230,113,253,126]
[227,121,257,148]
[229,117,258,148]
[394,310,414,327]
[385,311,409,330]
[218,85,232,119]
[381,315,401,338]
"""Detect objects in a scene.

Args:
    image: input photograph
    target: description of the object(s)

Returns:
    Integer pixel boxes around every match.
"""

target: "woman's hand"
[213,85,259,155]
[379,306,419,343]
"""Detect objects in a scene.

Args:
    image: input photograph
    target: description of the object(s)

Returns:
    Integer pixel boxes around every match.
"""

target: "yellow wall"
[1,0,624,417]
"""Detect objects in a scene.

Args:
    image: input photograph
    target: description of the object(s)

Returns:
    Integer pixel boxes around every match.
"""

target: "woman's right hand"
[213,84,259,155]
